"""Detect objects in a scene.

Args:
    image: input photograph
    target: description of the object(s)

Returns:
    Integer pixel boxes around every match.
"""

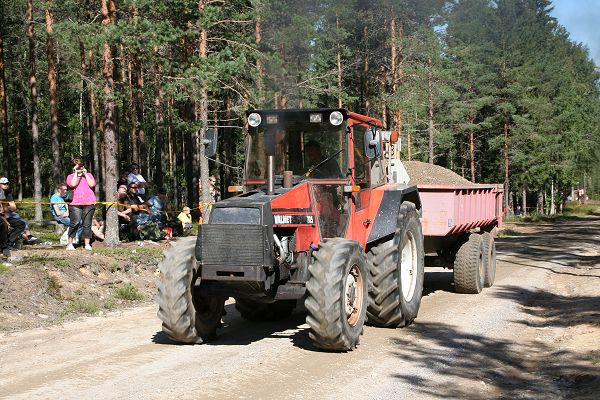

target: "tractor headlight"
[248,112,262,127]
[329,111,343,126]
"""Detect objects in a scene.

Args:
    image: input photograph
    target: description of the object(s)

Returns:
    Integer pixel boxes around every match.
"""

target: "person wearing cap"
[177,206,193,231]
[0,177,29,251]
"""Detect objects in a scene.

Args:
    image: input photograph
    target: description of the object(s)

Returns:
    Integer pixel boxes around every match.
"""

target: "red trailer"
[418,183,503,293]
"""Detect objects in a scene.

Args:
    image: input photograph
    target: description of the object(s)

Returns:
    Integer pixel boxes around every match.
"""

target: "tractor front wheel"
[157,237,225,343]
[367,201,425,327]
[305,238,368,351]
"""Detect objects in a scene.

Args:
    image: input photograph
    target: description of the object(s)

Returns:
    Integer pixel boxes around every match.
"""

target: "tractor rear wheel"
[305,238,368,351]
[367,201,424,327]
[235,298,296,321]
[482,232,496,287]
[453,233,485,294]
[157,237,225,343]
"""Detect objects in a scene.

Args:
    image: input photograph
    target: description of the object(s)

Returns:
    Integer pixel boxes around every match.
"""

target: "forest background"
[0,0,599,245]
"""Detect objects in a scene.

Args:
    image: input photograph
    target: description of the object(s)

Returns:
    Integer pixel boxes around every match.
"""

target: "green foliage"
[114,283,144,301]
[0,0,598,217]
[0,264,10,274]
[62,300,99,316]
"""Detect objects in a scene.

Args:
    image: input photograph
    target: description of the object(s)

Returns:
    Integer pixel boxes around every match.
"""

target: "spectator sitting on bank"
[91,216,105,241]
[127,163,148,199]
[50,182,70,226]
[0,177,28,250]
[123,182,149,240]
[177,206,193,231]
[117,170,130,189]
[146,188,168,228]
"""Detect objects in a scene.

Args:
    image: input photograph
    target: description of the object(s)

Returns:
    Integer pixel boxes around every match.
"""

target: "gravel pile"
[404,160,473,186]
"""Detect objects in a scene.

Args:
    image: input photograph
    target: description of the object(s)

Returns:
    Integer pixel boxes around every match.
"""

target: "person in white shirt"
[127,163,148,198]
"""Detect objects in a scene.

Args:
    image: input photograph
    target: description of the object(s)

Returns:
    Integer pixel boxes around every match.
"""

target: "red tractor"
[157,108,425,351]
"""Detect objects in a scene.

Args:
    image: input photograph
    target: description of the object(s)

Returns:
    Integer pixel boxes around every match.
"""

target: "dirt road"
[1,218,599,399]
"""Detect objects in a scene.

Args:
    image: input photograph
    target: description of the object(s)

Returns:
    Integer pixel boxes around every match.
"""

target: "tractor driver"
[304,140,342,179]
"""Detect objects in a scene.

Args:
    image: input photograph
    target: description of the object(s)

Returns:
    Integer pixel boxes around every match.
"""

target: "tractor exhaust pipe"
[267,155,275,194]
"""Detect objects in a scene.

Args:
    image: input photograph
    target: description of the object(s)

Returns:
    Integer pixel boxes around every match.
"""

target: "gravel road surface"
[1,219,599,399]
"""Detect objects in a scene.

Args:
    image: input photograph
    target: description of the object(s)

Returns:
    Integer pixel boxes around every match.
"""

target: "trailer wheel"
[453,233,485,294]
[235,298,296,321]
[367,201,424,327]
[157,237,225,343]
[481,232,496,287]
[305,238,368,351]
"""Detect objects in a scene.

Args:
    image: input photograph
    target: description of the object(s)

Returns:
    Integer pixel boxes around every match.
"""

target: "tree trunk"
[45,1,61,184]
[27,0,43,223]
[336,14,342,108]
[198,0,210,217]
[522,186,527,216]
[101,0,119,246]
[503,118,509,212]
[427,56,434,164]
[255,15,265,107]
[89,49,100,196]
[0,32,9,177]
[469,117,475,183]
[127,55,138,165]
[154,50,164,189]
[12,100,22,200]
[135,56,146,173]
[550,179,555,215]
[77,7,92,182]
[362,25,369,114]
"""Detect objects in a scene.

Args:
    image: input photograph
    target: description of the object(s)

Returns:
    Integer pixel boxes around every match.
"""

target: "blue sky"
[550,0,600,65]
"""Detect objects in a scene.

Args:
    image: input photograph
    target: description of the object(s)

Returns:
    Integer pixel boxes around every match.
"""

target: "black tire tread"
[482,232,496,287]
[453,234,484,294]
[367,201,424,328]
[305,238,367,351]
[156,237,200,343]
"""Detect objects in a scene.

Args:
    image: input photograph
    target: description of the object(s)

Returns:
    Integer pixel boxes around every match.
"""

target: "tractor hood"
[209,181,314,226]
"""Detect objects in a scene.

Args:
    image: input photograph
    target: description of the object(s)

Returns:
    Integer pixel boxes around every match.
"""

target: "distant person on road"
[65,159,97,251]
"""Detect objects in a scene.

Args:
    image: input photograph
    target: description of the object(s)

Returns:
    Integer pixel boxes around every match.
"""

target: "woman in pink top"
[65,158,97,251]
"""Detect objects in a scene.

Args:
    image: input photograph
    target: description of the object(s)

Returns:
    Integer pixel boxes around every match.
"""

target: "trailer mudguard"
[367,186,421,244]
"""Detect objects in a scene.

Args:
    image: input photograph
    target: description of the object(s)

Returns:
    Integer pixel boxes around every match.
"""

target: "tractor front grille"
[198,224,270,266]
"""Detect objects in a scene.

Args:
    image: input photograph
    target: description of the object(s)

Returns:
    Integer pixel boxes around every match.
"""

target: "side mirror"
[203,128,217,157]
[364,127,381,159]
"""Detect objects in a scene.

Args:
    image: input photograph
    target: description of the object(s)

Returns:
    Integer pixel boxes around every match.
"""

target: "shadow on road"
[388,284,600,399]
[152,302,313,348]
[494,285,600,328]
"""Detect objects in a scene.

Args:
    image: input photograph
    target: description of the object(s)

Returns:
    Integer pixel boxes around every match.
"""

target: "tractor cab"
[241,108,388,243]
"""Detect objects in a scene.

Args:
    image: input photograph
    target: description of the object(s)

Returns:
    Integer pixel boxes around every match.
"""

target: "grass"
[95,246,163,263]
[47,275,62,299]
[497,228,521,237]
[114,283,144,301]
[0,264,10,274]
[24,254,70,269]
[62,300,100,316]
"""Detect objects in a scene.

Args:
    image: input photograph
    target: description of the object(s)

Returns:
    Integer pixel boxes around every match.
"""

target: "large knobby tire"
[305,238,368,351]
[235,298,296,321]
[453,233,484,294]
[367,201,425,328]
[156,237,225,344]
[481,232,496,287]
